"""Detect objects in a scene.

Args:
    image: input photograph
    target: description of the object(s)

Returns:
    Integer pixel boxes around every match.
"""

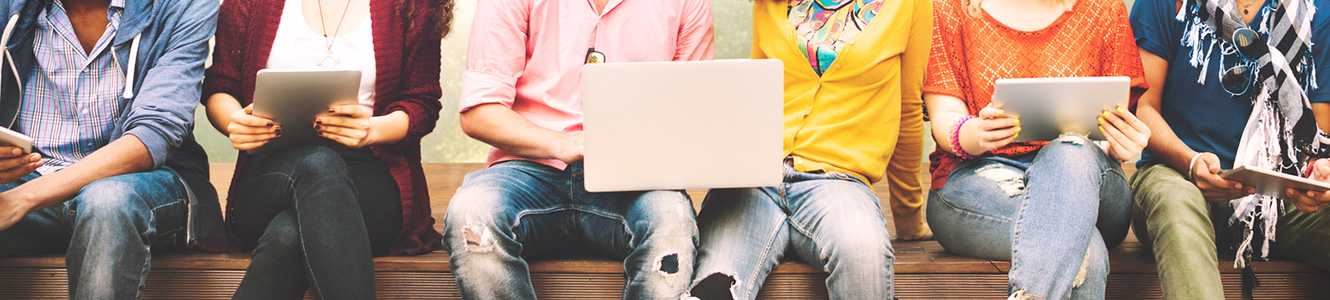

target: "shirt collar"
[51,0,126,11]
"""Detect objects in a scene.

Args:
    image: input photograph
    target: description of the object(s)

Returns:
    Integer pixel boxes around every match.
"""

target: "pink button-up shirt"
[459,0,715,170]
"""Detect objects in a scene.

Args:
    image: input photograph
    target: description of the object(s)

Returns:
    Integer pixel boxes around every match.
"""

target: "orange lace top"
[924,0,1148,189]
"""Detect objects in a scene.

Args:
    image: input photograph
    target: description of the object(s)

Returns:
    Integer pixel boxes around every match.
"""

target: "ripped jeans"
[442,160,698,300]
[928,135,1131,300]
[687,164,895,300]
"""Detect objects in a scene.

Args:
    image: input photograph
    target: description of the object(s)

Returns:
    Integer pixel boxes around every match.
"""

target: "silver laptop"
[580,60,784,192]
[992,76,1131,142]
[249,69,361,155]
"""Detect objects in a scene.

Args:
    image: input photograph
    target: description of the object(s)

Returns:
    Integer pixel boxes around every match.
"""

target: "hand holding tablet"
[1221,166,1330,212]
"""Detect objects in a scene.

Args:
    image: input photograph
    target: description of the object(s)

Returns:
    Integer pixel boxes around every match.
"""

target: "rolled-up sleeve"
[124,0,218,168]
[674,0,714,61]
[458,0,530,112]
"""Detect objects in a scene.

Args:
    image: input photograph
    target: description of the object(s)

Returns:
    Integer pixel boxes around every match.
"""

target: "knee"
[826,234,895,268]
[254,215,302,255]
[634,191,697,239]
[74,179,155,226]
[283,146,346,175]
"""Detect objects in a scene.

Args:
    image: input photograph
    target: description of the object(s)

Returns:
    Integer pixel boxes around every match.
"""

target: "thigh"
[443,161,574,256]
[928,157,1028,260]
[575,188,696,258]
[1274,207,1330,270]
[1128,164,1215,247]
[691,187,790,299]
[783,175,893,266]
[71,169,190,245]
[341,149,403,255]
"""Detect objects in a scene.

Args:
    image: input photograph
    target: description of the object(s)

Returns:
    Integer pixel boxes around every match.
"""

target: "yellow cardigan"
[753,0,932,185]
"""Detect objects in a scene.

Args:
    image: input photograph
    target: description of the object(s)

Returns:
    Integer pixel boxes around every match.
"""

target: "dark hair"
[402,0,457,39]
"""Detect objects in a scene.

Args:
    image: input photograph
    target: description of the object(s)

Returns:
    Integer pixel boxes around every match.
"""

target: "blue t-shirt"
[1131,0,1330,169]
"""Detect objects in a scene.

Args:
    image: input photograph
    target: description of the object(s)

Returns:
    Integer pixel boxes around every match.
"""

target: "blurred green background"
[194,0,758,163]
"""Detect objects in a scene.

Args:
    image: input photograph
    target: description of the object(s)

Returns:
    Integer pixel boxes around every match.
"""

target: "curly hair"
[401,0,457,38]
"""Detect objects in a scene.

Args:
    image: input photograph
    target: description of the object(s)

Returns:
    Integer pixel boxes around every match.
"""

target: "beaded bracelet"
[951,115,979,160]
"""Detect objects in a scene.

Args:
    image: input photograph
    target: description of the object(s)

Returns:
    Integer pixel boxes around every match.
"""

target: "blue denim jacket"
[0,0,232,252]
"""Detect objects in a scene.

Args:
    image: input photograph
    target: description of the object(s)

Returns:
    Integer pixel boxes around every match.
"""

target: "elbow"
[458,109,484,140]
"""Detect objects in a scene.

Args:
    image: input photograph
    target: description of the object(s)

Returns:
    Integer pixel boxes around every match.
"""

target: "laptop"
[580,59,784,192]
[992,76,1131,142]
[249,69,362,155]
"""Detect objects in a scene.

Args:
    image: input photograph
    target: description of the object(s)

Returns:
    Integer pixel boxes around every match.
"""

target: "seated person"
[0,0,226,299]
[441,0,713,299]
[923,0,1150,298]
[201,0,450,298]
[686,0,931,299]
[1130,0,1330,298]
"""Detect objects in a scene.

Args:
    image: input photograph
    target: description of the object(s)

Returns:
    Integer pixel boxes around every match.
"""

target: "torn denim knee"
[685,272,737,300]
[462,224,496,253]
[975,164,1027,197]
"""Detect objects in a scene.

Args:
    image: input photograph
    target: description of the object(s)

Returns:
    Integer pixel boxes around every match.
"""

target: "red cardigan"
[203,0,446,255]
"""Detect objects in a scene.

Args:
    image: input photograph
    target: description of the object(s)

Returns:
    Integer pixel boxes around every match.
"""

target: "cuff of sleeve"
[459,71,518,112]
[126,126,169,169]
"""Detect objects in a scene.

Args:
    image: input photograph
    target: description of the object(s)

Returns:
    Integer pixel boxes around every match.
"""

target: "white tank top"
[267,0,377,106]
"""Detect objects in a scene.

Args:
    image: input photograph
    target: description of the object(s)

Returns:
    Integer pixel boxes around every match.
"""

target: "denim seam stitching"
[744,213,787,298]
[933,191,1013,222]
[510,205,635,248]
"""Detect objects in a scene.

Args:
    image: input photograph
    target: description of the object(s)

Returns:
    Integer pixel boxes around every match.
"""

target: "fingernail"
[315,119,323,125]
[1012,119,1020,126]
[1015,126,1022,132]
[996,109,1004,115]
[1099,125,1105,132]
[1117,106,1127,114]
[1098,117,1105,124]
[267,121,274,127]
[9,148,18,155]
[314,124,321,130]
[275,129,283,136]
[1102,111,1112,118]
[328,108,336,113]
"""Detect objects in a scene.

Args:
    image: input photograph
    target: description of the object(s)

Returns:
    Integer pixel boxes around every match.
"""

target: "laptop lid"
[580,59,784,192]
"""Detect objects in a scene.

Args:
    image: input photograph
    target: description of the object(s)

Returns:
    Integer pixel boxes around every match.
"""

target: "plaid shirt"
[19,0,126,174]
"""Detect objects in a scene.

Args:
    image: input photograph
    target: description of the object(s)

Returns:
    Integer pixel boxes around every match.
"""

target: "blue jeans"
[443,160,698,300]
[928,135,1132,300]
[687,164,895,300]
[0,169,189,300]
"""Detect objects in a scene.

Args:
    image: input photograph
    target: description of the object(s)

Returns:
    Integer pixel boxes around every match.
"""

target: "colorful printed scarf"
[787,0,882,75]
[1177,0,1326,297]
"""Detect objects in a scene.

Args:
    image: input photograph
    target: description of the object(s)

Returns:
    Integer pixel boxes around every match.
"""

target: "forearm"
[924,93,983,156]
[205,93,242,136]
[460,104,570,160]
[368,111,409,145]
[4,136,153,213]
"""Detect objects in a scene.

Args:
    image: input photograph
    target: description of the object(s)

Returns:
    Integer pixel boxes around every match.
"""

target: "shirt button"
[795,158,803,165]
[80,109,88,115]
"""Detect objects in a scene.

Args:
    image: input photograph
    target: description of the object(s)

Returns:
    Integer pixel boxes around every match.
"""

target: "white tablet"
[1221,166,1330,200]
[248,69,361,155]
[992,76,1131,142]
[0,126,32,154]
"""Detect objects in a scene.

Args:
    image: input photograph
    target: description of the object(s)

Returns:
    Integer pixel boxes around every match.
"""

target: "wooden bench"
[1,163,1328,299]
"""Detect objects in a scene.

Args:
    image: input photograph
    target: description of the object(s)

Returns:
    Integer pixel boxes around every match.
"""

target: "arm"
[1137,51,1251,200]
[457,0,582,163]
[883,0,932,240]
[0,0,220,230]
[318,0,446,148]
[674,0,714,61]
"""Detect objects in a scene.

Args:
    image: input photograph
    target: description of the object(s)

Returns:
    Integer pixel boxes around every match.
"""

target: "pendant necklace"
[1241,0,1256,15]
[316,0,354,68]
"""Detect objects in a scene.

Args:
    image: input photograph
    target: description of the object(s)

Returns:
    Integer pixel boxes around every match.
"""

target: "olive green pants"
[1131,164,1330,299]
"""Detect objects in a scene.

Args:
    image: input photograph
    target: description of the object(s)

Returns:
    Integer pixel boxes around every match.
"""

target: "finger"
[316,125,368,142]
[1202,154,1223,175]
[231,113,276,128]
[315,115,371,130]
[0,154,37,171]
[1314,159,1330,181]
[0,147,24,158]
[1099,117,1134,150]
[980,118,1018,131]
[1287,190,1320,213]
[0,166,33,183]
[328,104,373,118]
[981,127,1019,143]
[979,106,1006,119]
[319,131,362,148]
[243,105,253,115]
[228,123,279,135]
[232,141,270,151]
[1120,109,1153,137]
[229,133,279,144]
[1100,127,1131,161]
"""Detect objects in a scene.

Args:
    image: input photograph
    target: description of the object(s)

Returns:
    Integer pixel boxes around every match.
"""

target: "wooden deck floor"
[0,163,1328,299]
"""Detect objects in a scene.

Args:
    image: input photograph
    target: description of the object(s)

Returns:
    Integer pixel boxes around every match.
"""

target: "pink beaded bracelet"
[951,115,979,160]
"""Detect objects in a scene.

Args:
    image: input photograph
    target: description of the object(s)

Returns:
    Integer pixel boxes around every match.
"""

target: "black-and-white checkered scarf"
[1178,0,1325,297]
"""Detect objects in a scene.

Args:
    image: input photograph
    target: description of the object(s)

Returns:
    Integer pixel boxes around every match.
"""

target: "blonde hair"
[965,0,1076,18]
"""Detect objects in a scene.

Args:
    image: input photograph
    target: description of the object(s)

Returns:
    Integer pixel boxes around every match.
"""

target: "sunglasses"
[585,48,606,64]
[1221,27,1262,96]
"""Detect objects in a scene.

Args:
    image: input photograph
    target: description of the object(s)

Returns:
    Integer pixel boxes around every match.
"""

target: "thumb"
[1205,154,1222,175]
[243,105,253,115]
